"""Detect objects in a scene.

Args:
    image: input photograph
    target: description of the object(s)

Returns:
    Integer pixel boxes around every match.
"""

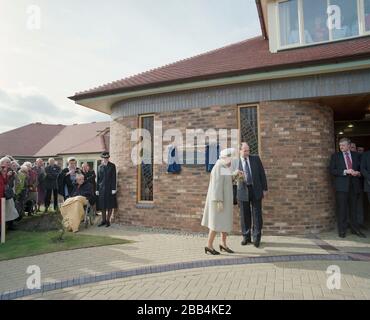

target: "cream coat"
[201,159,233,233]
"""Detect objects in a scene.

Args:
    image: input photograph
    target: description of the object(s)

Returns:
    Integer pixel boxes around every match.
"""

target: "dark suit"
[330,151,362,235]
[361,151,370,203]
[44,164,61,210]
[236,156,268,242]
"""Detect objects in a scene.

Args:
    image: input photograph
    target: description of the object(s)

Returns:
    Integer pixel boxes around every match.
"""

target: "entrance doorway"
[330,94,370,227]
[309,94,370,227]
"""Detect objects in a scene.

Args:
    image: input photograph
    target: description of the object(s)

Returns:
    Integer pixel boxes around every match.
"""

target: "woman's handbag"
[233,184,238,205]
[4,185,14,200]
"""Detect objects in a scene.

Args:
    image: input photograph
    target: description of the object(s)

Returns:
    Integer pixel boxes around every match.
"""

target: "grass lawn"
[0,230,132,261]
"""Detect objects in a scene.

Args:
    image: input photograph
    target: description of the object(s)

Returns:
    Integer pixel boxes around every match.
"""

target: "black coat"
[330,151,362,193]
[82,170,97,193]
[44,165,61,190]
[361,151,370,193]
[71,182,95,205]
[57,167,82,198]
[97,162,117,210]
[237,156,268,201]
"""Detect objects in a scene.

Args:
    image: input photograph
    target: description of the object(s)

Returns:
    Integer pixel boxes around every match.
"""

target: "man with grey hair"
[330,137,366,238]
[235,142,268,248]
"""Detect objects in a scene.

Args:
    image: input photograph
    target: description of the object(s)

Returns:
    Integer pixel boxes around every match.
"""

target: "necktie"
[345,152,353,170]
[244,158,253,185]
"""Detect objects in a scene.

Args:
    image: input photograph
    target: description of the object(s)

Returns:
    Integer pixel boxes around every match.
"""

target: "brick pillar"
[259,100,336,234]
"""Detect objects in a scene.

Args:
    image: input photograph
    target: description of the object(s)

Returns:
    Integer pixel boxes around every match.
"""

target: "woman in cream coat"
[202,148,235,255]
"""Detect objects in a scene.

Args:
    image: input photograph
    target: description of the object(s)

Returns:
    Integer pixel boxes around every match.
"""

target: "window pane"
[365,0,370,31]
[330,0,359,40]
[139,116,154,201]
[240,107,259,155]
[303,0,329,44]
[279,0,299,46]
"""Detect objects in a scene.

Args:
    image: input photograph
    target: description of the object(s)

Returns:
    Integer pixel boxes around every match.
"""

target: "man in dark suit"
[235,142,268,248]
[361,150,370,223]
[330,138,366,238]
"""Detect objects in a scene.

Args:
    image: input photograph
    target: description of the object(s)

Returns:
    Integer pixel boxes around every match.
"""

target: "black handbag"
[233,184,238,205]
[4,185,14,200]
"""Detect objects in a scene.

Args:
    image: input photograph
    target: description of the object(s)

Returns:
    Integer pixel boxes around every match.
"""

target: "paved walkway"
[0,225,369,300]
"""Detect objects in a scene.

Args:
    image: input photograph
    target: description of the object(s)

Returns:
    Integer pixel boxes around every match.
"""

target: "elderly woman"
[202,148,235,255]
[34,158,46,212]
[0,157,19,230]
[15,165,29,219]
[60,174,90,233]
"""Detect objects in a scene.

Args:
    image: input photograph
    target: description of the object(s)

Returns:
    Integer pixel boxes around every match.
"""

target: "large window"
[303,0,329,44]
[277,0,368,49]
[279,0,299,46]
[331,0,359,40]
[239,106,259,155]
[365,0,370,31]
[138,115,154,202]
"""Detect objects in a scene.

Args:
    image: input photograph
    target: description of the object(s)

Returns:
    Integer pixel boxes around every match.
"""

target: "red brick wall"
[110,100,336,235]
[259,101,336,234]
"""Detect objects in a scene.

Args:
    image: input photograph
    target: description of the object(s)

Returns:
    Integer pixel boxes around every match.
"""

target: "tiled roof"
[0,122,110,158]
[71,36,370,100]
[0,123,65,157]
[35,122,110,157]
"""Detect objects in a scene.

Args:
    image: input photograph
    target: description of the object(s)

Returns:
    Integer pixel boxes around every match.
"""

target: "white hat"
[220,148,235,158]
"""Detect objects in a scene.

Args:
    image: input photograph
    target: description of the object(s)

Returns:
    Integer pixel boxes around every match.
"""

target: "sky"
[0,0,261,133]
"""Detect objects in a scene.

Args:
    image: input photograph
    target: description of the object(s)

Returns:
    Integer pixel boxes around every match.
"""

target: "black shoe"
[219,245,235,254]
[44,207,49,213]
[98,221,106,227]
[205,247,220,255]
[339,233,346,238]
[241,237,251,246]
[254,239,261,248]
[352,229,367,238]
[106,222,111,228]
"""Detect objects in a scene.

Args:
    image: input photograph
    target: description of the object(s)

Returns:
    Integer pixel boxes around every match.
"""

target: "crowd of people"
[0,152,117,234]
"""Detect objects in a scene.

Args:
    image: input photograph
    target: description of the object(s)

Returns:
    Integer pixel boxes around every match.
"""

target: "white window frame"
[276,0,369,51]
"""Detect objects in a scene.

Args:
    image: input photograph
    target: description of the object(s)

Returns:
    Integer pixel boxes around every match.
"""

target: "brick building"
[70,0,370,234]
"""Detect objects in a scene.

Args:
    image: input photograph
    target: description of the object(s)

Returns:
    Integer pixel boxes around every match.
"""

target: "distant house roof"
[35,122,110,157]
[70,36,370,101]
[0,122,110,159]
[0,123,66,157]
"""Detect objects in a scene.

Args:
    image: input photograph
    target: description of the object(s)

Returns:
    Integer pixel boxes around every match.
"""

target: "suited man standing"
[361,150,370,222]
[330,138,366,238]
[236,142,268,248]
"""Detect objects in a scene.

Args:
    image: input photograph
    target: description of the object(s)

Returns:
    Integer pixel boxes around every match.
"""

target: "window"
[277,0,366,49]
[331,0,359,40]
[365,0,370,31]
[279,0,300,46]
[303,0,329,44]
[138,115,154,202]
[239,106,259,155]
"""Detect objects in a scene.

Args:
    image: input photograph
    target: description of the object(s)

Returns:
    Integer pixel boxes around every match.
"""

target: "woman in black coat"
[97,152,117,228]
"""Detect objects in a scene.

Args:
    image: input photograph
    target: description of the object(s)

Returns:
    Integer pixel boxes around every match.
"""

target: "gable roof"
[0,123,66,157]
[35,122,110,157]
[70,36,370,102]
[0,122,110,158]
